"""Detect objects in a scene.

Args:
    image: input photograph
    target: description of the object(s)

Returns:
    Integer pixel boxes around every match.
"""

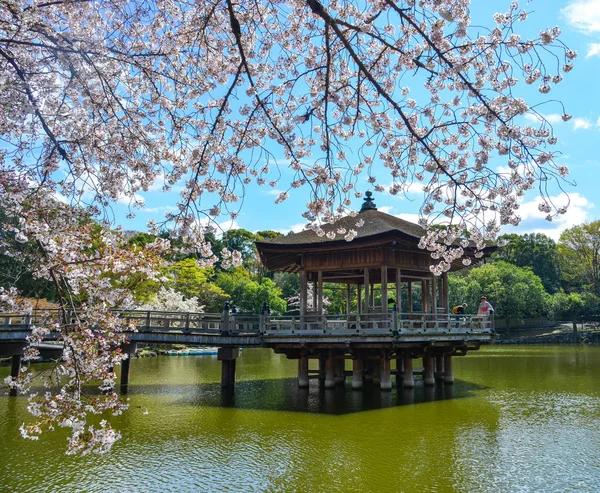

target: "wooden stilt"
[403,355,414,388]
[396,356,404,386]
[120,355,132,386]
[9,354,21,396]
[335,358,345,385]
[218,347,240,388]
[352,359,363,389]
[325,354,336,389]
[435,355,445,382]
[380,357,392,390]
[423,353,435,386]
[298,356,309,388]
[318,358,326,382]
[372,358,381,385]
[444,354,454,384]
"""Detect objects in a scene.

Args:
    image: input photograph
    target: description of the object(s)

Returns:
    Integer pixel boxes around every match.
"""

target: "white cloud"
[525,113,562,124]
[573,117,593,130]
[525,112,593,131]
[378,205,394,214]
[562,0,600,34]
[504,192,594,240]
[394,213,423,224]
[276,222,307,235]
[265,189,283,196]
[586,42,600,57]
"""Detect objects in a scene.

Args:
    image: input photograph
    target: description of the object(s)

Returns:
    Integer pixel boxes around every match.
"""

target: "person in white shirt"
[477,296,494,329]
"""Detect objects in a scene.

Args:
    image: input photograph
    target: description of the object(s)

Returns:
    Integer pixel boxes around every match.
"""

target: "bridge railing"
[2,308,492,337]
[261,312,493,335]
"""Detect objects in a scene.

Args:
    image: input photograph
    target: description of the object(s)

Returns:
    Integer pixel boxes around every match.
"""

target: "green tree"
[548,291,600,339]
[558,221,600,295]
[164,258,229,311]
[495,233,561,293]
[449,261,549,328]
[215,267,286,313]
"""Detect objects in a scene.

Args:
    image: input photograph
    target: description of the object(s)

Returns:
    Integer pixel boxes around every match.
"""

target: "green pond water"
[1,346,599,492]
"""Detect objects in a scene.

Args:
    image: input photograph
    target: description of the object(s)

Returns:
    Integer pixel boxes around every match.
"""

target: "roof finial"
[360,190,377,212]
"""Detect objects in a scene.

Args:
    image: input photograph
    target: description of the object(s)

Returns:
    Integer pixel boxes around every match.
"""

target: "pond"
[1,346,599,492]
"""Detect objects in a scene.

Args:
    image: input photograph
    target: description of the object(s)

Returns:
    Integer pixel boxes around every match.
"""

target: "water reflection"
[119,377,485,415]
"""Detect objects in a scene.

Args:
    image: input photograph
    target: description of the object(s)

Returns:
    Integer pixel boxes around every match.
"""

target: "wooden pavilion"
[255,192,495,390]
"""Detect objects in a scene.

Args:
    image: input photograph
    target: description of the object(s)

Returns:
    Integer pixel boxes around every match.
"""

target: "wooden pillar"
[396,355,404,386]
[325,354,336,389]
[364,268,370,313]
[120,355,132,386]
[317,271,324,315]
[444,354,454,384]
[396,269,402,313]
[9,354,21,396]
[357,285,362,314]
[435,355,445,382]
[298,356,309,388]
[335,358,345,385]
[372,358,381,385]
[408,281,413,313]
[318,357,326,382]
[421,280,428,312]
[432,274,438,314]
[380,357,392,390]
[218,347,240,388]
[346,284,351,315]
[300,270,308,321]
[352,358,363,389]
[423,353,435,386]
[381,265,388,312]
[370,283,375,309]
[442,272,449,312]
[364,359,373,383]
[403,354,414,388]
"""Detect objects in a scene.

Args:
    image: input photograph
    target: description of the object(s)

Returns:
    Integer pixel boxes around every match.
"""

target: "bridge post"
[10,354,22,396]
[403,354,414,388]
[435,355,445,382]
[396,355,404,386]
[380,357,392,391]
[297,355,309,388]
[324,354,335,389]
[444,354,454,384]
[334,358,345,385]
[423,353,435,386]
[218,347,240,388]
[352,358,363,390]
[318,357,326,383]
[120,342,137,387]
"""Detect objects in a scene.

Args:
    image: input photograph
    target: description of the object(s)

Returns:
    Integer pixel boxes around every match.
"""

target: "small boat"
[188,347,218,355]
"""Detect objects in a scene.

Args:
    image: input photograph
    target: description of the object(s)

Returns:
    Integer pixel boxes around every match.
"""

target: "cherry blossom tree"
[1,0,576,452]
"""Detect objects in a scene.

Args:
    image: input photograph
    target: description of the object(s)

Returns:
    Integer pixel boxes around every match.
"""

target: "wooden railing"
[1,308,493,338]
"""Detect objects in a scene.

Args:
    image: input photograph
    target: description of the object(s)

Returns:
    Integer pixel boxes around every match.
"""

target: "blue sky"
[111,0,600,241]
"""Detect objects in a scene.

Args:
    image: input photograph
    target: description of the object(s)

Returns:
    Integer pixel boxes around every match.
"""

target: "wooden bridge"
[1,306,493,392]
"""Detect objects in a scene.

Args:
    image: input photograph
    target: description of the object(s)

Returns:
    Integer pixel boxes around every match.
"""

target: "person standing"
[477,296,494,329]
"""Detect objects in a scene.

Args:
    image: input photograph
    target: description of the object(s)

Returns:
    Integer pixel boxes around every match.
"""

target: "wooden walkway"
[1,308,493,344]
[1,308,493,391]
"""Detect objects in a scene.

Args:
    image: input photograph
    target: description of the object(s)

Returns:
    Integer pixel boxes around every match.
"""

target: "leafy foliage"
[495,233,561,293]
